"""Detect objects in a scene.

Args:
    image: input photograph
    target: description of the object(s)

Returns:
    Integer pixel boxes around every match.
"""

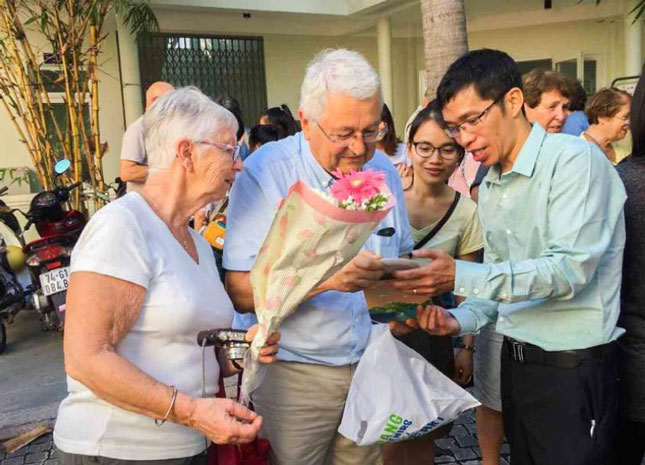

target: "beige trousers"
[251,361,382,465]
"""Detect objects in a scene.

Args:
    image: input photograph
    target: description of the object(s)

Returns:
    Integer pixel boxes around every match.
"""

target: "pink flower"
[330,169,386,204]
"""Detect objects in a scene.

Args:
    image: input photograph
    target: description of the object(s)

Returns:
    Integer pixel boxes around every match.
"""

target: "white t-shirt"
[54,192,234,460]
[120,116,146,192]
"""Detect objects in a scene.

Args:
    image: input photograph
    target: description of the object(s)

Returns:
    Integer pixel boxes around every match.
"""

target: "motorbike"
[19,159,85,331]
[0,185,38,352]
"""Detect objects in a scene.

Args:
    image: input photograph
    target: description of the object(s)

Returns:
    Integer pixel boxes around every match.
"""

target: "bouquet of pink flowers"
[241,169,394,402]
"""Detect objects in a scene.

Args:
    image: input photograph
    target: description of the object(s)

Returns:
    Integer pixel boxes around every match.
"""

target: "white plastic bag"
[338,326,480,445]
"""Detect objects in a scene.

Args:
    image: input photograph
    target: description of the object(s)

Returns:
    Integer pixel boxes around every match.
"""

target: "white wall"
[263,34,420,137]
[468,19,627,88]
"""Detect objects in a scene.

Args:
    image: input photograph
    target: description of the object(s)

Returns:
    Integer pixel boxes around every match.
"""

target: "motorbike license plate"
[39,267,70,297]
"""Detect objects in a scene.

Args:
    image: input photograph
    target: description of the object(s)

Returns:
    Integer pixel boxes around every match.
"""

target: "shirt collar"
[511,123,545,178]
[299,132,335,189]
[484,123,546,185]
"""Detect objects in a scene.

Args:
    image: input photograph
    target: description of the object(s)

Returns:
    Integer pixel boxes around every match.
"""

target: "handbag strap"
[413,192,461,251]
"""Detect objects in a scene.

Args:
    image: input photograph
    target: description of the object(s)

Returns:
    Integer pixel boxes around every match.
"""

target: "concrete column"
[116,15,143,127]
[377,16,393,112]
[624,5,643,76]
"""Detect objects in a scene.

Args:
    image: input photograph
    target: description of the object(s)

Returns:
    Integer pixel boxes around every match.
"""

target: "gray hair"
[299,48,382,121]
[143,86,238,173]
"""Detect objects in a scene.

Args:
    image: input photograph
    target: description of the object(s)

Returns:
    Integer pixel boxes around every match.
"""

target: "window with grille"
[137,33,268,128]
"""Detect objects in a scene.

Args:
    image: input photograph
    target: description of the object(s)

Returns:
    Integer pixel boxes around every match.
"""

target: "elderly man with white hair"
[224,49,413,464]
[53,87,280,465]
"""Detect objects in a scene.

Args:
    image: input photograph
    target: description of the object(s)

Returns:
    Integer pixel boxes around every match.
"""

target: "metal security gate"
[137,33,267,126]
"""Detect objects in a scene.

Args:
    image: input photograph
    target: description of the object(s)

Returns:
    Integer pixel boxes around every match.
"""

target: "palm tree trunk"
[420,0,469,99]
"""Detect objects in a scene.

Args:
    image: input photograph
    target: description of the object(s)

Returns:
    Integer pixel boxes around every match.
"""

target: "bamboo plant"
[0,0,157,211]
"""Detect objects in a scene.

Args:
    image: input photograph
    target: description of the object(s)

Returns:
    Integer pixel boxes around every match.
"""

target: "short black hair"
[249,124,286,152]
[214,94,245,141]
[262,104,300,136]
[407,100,465,160]
[631,65,645,158]
[566,78,587,112]
[436,49,522,109]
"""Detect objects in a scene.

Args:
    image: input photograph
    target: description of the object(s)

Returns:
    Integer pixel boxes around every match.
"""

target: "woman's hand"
[246,325,280,364]
[396,163,413,190]
[453,348,473,386]
[189,397,263,445]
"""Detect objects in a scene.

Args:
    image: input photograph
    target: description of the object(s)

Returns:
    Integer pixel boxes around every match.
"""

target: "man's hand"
[415,304,461,336]
[390,249,456,296]
[323,250,385,293]
[246,325,280,364]
[388,303,461,337]
[389,316,419,337]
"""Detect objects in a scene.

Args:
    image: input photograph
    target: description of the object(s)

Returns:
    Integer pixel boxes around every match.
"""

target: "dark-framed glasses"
[412,142,461,160]
[195,140,241,161]
[315,121,388,145]
[445,94,504,138]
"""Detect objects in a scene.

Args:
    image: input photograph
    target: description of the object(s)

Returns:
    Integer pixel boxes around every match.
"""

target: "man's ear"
[506,87,525,118]
[176,139,195,172]
[299,108,312,141]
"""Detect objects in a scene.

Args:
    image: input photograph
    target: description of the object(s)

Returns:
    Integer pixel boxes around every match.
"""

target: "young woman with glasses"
[382,101,483,465]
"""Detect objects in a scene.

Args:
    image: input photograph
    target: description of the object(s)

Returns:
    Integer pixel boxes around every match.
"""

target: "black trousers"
[616,418,645,465]
[500,341,619,465]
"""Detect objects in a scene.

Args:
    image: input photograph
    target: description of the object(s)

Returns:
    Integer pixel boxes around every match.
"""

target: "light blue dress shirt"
[224,132,413,365]
[451,124,626,351]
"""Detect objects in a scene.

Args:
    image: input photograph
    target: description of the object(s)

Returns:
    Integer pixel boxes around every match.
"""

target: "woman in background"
[582,87,631,165]
[383,101,482,465]
[377,104,408,166]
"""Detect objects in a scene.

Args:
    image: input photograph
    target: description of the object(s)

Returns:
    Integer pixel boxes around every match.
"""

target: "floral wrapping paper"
[241,180,395,403]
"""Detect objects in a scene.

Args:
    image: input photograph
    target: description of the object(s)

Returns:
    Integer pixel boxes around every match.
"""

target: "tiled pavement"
[0,433,58,465]
[0,409,509,465]
[3,411,644,465]
[434,410,511,464]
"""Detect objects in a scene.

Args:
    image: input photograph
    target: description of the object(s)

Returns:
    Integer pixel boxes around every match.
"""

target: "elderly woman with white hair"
[53,87,279,465]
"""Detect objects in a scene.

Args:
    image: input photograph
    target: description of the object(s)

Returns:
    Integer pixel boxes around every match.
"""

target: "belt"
[503,337,611,369]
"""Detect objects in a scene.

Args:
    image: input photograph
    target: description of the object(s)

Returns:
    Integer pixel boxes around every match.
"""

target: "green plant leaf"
[121,1,159,35]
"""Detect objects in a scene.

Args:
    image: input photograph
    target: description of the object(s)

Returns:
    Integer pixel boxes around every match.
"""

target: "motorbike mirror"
[54,159,72,176]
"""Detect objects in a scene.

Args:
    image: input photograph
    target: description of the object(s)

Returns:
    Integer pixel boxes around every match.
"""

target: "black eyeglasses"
[411,142,461,160]
[445,94,504,138]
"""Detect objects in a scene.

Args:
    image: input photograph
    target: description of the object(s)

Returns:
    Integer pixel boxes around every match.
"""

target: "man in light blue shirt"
[392,50,625,465]
[224,49,412,465]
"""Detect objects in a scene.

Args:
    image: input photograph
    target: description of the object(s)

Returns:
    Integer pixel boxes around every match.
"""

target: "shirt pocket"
[365,233,398,258]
